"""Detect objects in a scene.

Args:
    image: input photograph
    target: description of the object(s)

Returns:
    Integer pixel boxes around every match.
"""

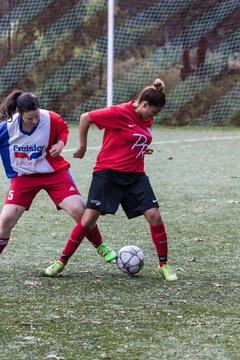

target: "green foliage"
[1,1,240,124]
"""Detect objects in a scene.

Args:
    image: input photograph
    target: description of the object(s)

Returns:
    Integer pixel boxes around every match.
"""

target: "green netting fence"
[1,0,240,125]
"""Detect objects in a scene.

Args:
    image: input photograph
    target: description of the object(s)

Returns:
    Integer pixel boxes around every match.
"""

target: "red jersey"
[88,101,153,173]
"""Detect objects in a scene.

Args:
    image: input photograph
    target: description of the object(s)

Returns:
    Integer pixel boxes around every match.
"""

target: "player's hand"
[73,145,86,159]
[144,148,154,155]
[49,142,64,157]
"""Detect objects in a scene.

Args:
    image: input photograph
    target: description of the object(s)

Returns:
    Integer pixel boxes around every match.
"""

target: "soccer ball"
[116,245,144,275]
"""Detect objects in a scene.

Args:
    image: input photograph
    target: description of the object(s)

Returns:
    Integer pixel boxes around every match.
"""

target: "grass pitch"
[0,125,239,360]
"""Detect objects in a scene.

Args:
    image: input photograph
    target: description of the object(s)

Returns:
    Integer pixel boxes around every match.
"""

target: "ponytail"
[0,90,39,121]
[0,90,23,120]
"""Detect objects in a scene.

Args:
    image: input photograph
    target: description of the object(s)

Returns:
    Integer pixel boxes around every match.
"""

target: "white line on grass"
[63,135,240,152]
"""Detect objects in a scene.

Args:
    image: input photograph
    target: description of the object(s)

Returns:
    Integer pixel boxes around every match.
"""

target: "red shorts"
[4,169,81,209]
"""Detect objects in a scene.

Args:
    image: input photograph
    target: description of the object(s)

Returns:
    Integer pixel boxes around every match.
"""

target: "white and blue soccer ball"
[116,245,144,275]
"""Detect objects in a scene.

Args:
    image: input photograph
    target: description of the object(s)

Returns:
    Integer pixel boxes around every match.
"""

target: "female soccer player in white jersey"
[0,90,116,267]
[47,79,177,281]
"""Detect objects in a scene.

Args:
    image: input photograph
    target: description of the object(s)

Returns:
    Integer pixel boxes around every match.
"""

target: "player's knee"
[80,218,95,231]
[0,214,17,231]
[80,210,100,230]
[71,207,85,222]
[60,196,86,221]
[144,208,162,225]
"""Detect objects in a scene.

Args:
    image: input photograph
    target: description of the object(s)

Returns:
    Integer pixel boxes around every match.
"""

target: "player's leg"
[122,193,173,274]
[144,208,177,281]
[144,207,167,264]
[58,208,102,265]
[78,172,121,263]
[0,204,26,253]
[122,174,177,281]
[45,207,116,276]
[0,176,37,254]
[59,193,108,248]
[78,171,119,261]
[45,171,117,276]
[81,209,117,262]
[44,175,97,276]
[46,169,105,250]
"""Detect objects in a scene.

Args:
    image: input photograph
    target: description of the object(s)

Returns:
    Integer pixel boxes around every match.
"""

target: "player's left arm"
[49,139,65,157]
[48,111,69,157]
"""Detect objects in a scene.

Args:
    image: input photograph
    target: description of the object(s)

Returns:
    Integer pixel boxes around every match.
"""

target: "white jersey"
[0,109,70,178]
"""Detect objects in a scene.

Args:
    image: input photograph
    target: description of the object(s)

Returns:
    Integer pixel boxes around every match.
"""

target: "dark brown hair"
[0,90,39,120]
[137,78,166,108]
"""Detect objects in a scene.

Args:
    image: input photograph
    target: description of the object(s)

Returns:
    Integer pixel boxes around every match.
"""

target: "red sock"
[58,222,88,264]
[85,225,103,248]
[0,238,9,253]
[150,222,168,266]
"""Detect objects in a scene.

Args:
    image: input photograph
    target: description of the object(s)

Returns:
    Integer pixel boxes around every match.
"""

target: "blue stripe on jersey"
[0,121,18,178]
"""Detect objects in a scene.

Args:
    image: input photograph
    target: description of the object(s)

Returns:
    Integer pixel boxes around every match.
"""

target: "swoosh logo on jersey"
[128,124,136,127]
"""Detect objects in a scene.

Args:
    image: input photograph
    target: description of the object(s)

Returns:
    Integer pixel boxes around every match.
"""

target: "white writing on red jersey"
[131,133,149,158]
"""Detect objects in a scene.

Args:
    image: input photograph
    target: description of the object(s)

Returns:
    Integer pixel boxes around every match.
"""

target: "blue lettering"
[13,144,44,152]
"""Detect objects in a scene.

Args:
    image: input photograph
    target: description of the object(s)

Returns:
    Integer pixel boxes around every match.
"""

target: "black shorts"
[86,169,159,219]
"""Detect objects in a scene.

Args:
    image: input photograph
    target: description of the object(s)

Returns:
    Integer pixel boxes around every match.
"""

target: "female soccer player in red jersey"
[0,90,116,267]
[46,78,177,281]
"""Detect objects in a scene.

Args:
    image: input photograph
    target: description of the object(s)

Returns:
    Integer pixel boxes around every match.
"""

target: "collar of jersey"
[18,115,40,135]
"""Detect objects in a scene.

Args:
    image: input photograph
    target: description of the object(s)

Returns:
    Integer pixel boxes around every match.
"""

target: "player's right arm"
[73,112,92,159]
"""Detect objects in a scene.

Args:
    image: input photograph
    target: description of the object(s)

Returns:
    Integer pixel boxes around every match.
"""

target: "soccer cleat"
[158,263,178,281]
[45,260,65,277]
[97,243,117,262]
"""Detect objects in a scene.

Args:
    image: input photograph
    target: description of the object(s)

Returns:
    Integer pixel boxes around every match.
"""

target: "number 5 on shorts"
[8,190,14,200]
